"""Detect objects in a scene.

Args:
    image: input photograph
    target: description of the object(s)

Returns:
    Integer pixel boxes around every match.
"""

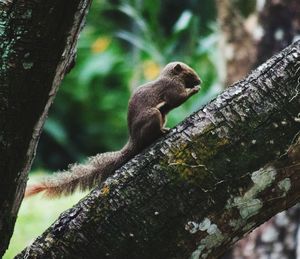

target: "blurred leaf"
[173,10,193,33]
[116,31,163,63]
[44,118,67,146]
[118,4,149,34]
[91,36,111,53]
[142,60,161,80]
[197,29,218,54]
[78,51,119,84]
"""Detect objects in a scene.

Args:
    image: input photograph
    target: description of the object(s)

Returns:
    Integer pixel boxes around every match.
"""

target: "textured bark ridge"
[17,42,300,259]
[0,0,91,256]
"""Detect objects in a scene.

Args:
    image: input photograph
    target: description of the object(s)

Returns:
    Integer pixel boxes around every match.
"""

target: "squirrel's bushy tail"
[25,142,136,198]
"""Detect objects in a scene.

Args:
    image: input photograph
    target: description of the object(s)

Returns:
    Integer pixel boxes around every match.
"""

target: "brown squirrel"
[25,62,202,198]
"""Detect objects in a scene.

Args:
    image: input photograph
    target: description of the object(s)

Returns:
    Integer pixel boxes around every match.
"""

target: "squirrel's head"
[161,62,202,88]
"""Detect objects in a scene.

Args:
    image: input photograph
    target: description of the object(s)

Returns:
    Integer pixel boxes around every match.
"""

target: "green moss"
[100,184,110,196]
[193,137,229,161]
[163,132,230,188]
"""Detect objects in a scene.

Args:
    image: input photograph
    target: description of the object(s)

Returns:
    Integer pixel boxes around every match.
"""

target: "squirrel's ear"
[173,63,182,74]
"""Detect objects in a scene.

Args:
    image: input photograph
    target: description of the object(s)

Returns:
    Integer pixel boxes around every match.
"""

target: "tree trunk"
[216,0,300,86]
[0,0,91,256]
[255,0,300,67]
[216,0,257,86]
[15,41,300,259]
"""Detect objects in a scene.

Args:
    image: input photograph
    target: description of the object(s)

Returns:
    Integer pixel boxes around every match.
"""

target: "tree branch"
[0,0,91,256]
[17,41,300,259]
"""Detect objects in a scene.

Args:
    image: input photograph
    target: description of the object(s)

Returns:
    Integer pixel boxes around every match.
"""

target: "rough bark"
[15,41,300,259]
[0,0,91,256]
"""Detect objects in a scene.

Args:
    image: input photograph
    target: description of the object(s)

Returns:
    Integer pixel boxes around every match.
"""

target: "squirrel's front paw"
[162,127,170,134]
[191,86,200,93]
[187,86,200,96]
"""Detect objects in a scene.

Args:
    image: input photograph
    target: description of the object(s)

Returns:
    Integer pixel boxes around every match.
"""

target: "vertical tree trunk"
[0,0,91,256]
[216,0,257,86]
[255,0,300,66]
[216,0,300,87]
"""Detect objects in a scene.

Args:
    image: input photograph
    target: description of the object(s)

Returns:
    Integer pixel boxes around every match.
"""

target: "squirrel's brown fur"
[25,62,201,198]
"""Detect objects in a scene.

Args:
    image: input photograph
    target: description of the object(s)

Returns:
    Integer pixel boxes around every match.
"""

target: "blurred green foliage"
[33,0,219,172]
[4,174,87,259]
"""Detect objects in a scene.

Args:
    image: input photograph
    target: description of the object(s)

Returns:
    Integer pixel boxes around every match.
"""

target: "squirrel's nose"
[195,78,202,85]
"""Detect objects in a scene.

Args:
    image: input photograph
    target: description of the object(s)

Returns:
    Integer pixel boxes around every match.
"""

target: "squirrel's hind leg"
[135,108,165,146]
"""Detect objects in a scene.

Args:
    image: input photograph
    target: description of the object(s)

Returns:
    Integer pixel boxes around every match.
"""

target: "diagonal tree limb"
[17,41,300,259]
[0,0,92,256]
